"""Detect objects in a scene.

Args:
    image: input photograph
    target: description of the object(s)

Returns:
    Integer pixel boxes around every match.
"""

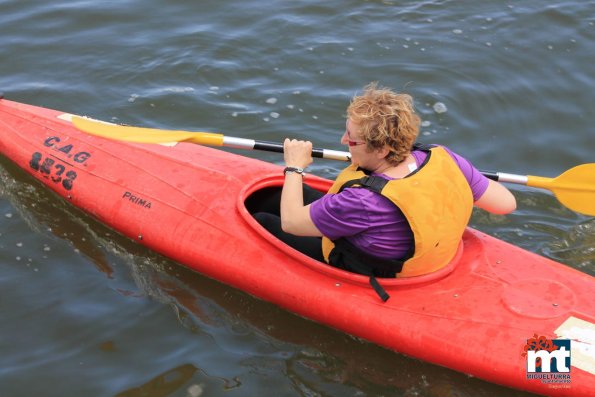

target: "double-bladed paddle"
[71,116,595,216]
[71,115,350,161]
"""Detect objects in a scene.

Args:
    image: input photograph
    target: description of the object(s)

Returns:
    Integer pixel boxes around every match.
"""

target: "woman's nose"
[340,130,348,145]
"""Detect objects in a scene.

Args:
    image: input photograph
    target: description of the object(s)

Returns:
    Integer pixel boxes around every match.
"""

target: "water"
[1,0,594,396]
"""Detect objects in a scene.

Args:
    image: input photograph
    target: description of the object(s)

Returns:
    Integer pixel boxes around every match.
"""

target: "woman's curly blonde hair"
[347,83,420,165]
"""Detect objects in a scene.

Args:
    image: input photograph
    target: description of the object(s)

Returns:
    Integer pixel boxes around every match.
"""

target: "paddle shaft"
[478,171,529,184]
[66,116,558,185]
[224,137,536,186]
[222,136,352,161]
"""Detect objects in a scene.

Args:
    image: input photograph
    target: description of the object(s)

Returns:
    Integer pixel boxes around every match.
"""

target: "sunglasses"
[345,129,366,147]
[347,139,366,147]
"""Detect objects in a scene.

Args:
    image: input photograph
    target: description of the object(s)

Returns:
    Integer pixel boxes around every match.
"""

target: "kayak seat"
[245,185,327,263]
[244,186,284,216]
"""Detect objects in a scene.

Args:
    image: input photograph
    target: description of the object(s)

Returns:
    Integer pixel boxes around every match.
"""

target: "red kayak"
[1,98,594,396]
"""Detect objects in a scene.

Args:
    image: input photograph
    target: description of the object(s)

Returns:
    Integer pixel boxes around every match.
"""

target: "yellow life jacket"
[321,145,473,278]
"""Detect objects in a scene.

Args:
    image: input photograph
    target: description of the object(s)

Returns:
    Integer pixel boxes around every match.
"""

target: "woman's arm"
[280,139,323,236]
[442,147,516,215]
[474,179,517,214]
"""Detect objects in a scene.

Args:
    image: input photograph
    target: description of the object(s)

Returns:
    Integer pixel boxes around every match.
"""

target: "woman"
[255,83,516,290]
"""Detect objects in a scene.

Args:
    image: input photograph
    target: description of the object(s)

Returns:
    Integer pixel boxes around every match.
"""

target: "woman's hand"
[284,138,313,169]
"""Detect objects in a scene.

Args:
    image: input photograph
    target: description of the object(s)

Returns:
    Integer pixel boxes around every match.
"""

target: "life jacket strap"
[328,238,411,302]
[369,276,390,302]
[338,175,388,194]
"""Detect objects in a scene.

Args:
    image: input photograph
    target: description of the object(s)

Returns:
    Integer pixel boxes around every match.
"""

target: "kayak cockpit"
[239,174,462,288]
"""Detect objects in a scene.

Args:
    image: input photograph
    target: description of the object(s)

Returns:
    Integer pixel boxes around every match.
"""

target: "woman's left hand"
[284,138,313,169]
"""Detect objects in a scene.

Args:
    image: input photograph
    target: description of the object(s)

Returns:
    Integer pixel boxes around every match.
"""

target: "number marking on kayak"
[29,151,78,191]
[28,135,94,192]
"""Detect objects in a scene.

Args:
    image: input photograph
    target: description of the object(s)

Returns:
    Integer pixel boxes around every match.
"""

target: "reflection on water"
[115,363,241,397]
[116,364,200,397]
[0,161,115,278]
[542,219,595,274]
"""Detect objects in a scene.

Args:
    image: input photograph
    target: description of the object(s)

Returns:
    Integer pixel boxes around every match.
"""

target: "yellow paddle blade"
[71,116,225,146]
[527,163,595,216]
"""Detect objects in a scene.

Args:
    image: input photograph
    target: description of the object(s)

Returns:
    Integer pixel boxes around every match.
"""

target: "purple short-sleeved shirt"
[309,146,489,259]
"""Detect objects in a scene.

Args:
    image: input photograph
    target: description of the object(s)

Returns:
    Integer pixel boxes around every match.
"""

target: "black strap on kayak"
[328,238,411,302]
[369,276,390,303]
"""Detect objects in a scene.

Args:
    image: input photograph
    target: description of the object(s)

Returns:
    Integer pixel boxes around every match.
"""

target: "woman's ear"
[376,146,390,159]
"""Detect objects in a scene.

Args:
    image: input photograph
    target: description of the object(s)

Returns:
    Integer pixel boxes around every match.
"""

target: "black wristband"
[284,166,305,176]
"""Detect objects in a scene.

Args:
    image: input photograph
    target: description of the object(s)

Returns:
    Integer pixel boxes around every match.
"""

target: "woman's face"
[341,119,370,167]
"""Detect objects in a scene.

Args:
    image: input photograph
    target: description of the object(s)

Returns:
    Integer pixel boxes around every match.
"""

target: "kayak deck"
[1,99,594,396]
